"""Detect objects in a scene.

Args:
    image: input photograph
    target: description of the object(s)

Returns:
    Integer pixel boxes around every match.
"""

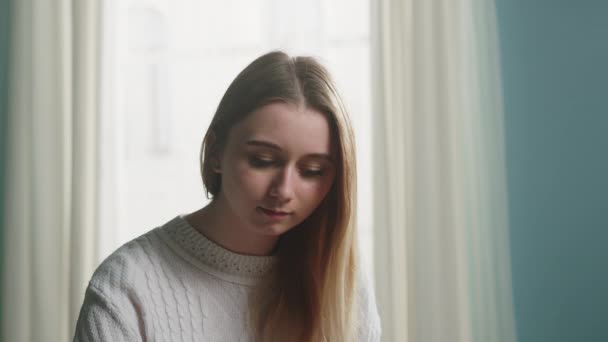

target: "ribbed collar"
[158,215,277,285]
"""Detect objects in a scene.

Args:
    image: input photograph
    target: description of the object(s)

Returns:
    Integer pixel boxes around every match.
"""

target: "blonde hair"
[199,51,358,341]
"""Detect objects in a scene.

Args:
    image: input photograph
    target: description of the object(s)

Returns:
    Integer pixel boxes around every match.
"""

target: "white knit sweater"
[73,215,381,341]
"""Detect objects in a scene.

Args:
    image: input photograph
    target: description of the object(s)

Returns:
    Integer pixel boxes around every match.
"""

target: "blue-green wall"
[1,0,10,338]
[496,1,608,341]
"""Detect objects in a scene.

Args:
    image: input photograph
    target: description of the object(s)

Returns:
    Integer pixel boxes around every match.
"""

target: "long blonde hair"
[199,51,358,341]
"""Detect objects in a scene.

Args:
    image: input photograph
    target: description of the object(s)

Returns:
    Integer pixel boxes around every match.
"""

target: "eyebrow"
[245,139,333,162]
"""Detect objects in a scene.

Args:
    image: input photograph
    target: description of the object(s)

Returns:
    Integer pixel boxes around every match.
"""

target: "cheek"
[229,162,272,198]
[299,178,334,207]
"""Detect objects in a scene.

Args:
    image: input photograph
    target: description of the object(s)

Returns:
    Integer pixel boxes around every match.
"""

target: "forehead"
[230,102,333,156]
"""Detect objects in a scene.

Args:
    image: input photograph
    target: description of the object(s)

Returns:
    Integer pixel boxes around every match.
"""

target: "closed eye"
[249,156,276,168]
[301,169,324,178]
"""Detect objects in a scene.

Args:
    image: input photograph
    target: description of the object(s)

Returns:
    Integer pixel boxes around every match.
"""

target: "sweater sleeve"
[73,285,142,342]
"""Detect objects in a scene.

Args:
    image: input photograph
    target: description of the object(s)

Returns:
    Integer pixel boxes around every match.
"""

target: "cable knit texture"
[73,215,382,341]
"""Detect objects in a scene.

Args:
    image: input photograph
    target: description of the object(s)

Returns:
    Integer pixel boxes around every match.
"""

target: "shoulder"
[89,228,162,293]
[89,219,179,296]
[75,226,168,341]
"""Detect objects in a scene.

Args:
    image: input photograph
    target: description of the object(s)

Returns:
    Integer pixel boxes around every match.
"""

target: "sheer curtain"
[2,1,101,341]
[371,0,516,341]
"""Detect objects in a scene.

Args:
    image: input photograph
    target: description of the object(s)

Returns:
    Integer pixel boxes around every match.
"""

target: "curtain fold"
[371,0,516,341]
[2,1,101,341]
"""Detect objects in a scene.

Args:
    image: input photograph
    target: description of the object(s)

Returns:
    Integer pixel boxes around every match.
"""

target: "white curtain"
[3,1,101,341]
[370,0,516,341]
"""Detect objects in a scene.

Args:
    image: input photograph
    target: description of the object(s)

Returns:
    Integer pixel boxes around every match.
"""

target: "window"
[100,0,374,273]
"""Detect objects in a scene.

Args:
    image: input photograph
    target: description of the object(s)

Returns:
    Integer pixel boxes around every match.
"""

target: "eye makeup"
[243,137,334,180]
[248,154,328,178]
[248,155,276,168]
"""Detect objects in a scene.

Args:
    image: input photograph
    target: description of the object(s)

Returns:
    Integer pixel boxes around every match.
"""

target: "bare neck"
[185,197,278,256]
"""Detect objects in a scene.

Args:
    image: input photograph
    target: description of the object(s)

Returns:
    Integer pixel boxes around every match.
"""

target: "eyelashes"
[248,156,325,177]
[249,156,275,168]
[301,169,324,177]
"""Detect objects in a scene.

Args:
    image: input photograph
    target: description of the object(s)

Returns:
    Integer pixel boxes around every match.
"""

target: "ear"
[211,155,222,174]
[207,130,222,174]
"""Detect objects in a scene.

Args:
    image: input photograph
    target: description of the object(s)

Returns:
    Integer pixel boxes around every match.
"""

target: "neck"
[186,197,279,256]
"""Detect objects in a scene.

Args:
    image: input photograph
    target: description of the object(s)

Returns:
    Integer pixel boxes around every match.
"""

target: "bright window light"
[100,0,374,274]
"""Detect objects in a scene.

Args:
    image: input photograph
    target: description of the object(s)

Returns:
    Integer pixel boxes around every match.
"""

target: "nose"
[268,166,295,203]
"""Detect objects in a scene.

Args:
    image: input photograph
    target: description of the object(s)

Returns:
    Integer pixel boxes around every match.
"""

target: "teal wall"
[0,0,10,338]
[495,1,608,341]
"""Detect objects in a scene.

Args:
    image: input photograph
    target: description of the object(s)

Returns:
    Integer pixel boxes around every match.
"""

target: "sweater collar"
[160,215,276,284]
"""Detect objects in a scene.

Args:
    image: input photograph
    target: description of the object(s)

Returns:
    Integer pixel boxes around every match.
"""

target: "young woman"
[74,51,381,341]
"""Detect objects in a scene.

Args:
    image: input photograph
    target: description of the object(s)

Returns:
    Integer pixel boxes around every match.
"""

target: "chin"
[249,220,294,237]
[259,225,292,237]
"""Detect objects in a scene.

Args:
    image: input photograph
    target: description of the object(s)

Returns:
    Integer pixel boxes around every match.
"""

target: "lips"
[258,207,292,216]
